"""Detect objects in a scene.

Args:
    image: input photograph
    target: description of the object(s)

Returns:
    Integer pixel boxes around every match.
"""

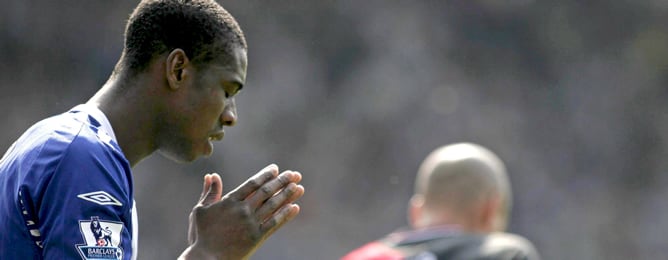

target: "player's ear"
[478,194,501,233]
[165,48,191,90]
[408,195,424,229]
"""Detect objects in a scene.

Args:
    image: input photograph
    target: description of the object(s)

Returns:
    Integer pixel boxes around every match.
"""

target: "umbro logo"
[77,191,123,206]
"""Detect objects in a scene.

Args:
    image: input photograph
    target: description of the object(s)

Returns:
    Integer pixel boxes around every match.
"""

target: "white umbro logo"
[77,191,123,206]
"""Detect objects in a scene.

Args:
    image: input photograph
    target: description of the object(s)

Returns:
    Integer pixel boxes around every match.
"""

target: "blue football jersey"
[0,104,137,260]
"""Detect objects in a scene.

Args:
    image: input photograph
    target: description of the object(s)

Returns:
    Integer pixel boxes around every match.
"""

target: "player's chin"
[158,147,203,163]
[186,141,215,161]
[160,152,196,163]
[203,139,215,157]
[186,145,212,162]
[185,140,214,160]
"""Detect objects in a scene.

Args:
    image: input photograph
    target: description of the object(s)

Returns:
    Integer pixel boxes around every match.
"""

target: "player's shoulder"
[31,111,103,153]
[8,109,118,167]
[483,232,535,250]
[4,112,84,162]
[480,232,540,260]
[52,110,126,170]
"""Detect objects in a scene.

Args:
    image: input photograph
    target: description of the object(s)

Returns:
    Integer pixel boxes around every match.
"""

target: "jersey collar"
[71,103,118,143]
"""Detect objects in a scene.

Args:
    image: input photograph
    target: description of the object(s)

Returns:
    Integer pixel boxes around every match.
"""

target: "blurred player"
[0,0,304,259]
[342,143,540,260]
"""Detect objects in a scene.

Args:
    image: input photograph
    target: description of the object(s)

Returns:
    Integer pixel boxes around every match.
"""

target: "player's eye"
[222,82,242,99]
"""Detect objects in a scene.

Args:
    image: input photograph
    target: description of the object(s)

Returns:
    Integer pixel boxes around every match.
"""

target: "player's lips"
[208,131,225,141]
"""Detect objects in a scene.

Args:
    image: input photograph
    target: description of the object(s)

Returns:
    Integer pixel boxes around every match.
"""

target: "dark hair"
[121,0,247,73]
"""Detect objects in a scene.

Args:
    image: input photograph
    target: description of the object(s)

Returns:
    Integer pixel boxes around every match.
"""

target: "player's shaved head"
[411,143,512,232]
[117,0,247,75]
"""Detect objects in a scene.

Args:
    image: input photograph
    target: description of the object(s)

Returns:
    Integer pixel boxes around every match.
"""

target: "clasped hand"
[179,164,304,260]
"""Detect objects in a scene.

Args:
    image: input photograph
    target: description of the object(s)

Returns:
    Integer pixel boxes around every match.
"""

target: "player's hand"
[179,164,304,260]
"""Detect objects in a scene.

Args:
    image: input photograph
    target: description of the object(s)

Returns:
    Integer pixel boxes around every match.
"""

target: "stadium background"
[2,1,668,259]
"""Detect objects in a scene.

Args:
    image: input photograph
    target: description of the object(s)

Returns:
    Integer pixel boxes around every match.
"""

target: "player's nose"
[221,99,237,127]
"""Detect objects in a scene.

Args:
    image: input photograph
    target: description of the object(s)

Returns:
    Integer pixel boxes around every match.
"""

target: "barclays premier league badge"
[76,216,124,259]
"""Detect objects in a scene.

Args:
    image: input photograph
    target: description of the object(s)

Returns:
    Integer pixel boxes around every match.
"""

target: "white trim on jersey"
[132,200,138,260]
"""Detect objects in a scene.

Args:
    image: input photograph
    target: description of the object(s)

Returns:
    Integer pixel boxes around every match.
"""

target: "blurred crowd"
[2,1,667,259]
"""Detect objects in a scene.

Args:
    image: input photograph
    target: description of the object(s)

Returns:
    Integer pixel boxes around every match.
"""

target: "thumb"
[199,173,223,206]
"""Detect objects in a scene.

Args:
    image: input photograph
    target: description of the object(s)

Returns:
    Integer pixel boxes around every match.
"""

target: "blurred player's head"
[409,143,512,233]
[105,0,248,163]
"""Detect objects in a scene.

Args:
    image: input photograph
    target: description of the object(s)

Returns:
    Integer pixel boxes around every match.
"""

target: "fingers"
[260,203,301,235]
[199,173,223,206]
[198,174,211,200]
[188,164,305,255]
[246,171,302,208]
[227,164,279,200]
[255,182,304,222]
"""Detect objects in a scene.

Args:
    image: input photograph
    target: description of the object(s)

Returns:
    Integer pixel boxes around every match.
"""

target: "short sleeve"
[36,134,133,260]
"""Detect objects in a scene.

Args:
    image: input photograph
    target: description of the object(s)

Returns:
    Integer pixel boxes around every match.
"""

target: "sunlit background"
[2,1,668,259]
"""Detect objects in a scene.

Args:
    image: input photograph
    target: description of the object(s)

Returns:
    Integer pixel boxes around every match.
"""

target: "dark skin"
[87,47,305,260]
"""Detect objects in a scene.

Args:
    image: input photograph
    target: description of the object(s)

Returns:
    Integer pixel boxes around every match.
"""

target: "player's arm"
[179,164,304,260]
[36,137,133,260]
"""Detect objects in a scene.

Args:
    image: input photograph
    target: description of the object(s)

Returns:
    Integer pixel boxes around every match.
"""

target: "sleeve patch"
[76,217,124,260]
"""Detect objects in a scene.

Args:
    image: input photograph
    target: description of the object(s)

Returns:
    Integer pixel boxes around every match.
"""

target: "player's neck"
[88,73,160,167]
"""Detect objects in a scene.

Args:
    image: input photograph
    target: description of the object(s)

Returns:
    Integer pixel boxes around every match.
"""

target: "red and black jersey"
[342,226,540,260]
